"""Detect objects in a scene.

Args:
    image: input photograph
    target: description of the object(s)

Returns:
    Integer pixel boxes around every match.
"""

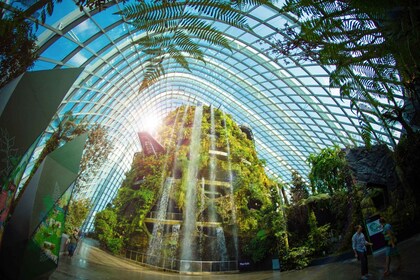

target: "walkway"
[50,234,420,280]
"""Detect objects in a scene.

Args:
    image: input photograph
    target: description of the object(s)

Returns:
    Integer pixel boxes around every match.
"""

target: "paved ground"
[50,234,420,280]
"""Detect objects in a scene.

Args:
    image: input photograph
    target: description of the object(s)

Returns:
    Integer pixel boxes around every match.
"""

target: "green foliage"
[65,198,91,234]
[15,112,111,201]
[329,190,353,239]
[307,145,350,194]
[94,208,123,254]
[0,128,20,184]
[242,229,273,263]
[306,209,330,256]
[74,124,112,193]
[269,0,420,140]
[117,0,274,90]
[290,170,309,204]
[95,106,276,261]
[0,17,38,89]
[282,245,314,270]
[262,185,289,254]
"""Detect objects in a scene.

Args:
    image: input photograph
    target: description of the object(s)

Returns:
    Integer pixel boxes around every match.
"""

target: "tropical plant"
[15,111,111,200]
[282,245,313,270]
[74,124,112,194]
[64,198,91,234]
[268,0,420,143]
[94,207,123,254]
[306,209,330,256]
[118,0,275,90]
[289,170,309,203]
[95,106,275,264]
[307,145,350,194]
[0,129,19,184]
[0,16,38,89]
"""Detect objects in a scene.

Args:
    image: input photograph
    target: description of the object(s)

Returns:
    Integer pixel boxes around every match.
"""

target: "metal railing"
[148,211,183,221]
[125,250,238,273]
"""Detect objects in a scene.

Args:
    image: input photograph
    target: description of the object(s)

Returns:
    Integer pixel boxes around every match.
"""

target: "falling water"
[208,106,219,260]
[180,105,203,270]
[168,224,181,260]
[216,227,228,262]
[146,178,173,265]
[199,177,206,259]
[208,106,217,222]
[146,108,181,265]
[223,112,239,262]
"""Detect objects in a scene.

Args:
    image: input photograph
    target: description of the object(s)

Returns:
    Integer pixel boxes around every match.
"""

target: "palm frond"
[140,61,165,91]
[180,16,232,50]
[167,45,191,71]
[119,0,274,91]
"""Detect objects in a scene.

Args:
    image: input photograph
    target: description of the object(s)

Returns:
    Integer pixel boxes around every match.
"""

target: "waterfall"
[180,105,203,270]
[223,112,239,262]
[146,108,182,265]
[146,177,173,265]
[216,227,228,263]
[199,177,205,259]
[209,106,217,222]
[168,224,181,260]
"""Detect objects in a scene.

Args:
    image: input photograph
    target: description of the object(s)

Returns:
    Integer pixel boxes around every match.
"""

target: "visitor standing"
[67,228,80,257]
[379,217,401,276]
[352,225,373,280]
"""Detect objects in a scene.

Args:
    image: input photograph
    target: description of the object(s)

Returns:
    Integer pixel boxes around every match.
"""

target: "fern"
[118,0,272,91]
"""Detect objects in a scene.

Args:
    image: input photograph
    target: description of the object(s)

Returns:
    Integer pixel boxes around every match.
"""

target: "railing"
[125,250,238,273]
[148,211,183,221]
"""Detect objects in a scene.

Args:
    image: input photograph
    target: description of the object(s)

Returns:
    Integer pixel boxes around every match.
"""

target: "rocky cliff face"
[345,145,399,191]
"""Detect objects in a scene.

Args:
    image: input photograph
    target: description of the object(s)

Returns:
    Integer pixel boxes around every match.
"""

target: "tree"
[15,111,111,200]
[289,170,309,203]
[307,145,350,194]
[0,17,38,89]
[94,207,123,254]
[306,208,330,256]
[74,125,112,194]
[267,0,420,143]
[64,198,91,234]
[0,128,19,184]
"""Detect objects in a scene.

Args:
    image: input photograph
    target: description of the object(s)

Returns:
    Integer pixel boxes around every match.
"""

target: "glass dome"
[2,0,403,229]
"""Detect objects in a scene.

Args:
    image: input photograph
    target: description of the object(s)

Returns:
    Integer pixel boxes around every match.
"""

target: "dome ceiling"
[4,1,402,212]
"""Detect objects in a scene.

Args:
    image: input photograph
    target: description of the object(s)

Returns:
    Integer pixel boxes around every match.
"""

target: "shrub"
[282,246,314,270]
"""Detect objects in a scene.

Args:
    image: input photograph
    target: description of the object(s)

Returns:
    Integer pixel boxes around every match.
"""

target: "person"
[352,225,373,280]
[379,217,401,276]
[67,228,79,257]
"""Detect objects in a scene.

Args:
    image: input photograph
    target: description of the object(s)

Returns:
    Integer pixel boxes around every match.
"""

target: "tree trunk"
[280,185,289,206]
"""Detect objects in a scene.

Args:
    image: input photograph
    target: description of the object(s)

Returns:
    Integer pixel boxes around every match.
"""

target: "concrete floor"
[50,234,420,280]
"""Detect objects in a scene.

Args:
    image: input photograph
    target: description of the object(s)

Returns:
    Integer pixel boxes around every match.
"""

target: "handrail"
[125,249,238,273]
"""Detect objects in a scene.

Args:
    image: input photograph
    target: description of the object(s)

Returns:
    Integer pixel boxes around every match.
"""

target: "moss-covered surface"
[95,106,277,263]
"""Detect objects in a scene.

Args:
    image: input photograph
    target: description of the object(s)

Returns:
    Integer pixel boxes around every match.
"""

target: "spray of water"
[223,112,239,262]
[146,109,181,265]
[180,105,203,269]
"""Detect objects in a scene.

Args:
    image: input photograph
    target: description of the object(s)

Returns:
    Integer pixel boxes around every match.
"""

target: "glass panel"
[67,48,93,67]
[72,18,101,43]
[32,60,56,71]
[86,34,111,53]
[42,36,79,61]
